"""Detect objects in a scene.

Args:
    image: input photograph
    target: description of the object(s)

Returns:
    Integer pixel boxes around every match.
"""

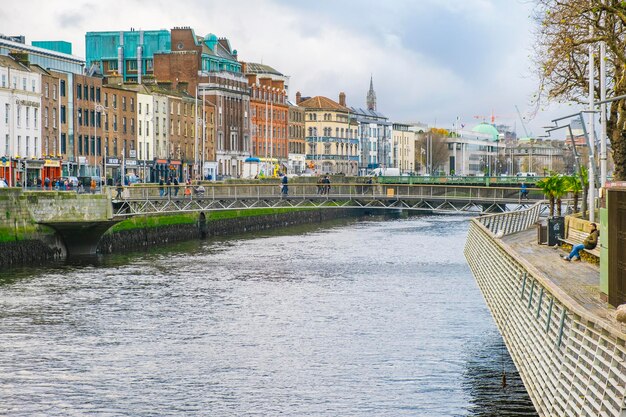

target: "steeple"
[366,75,377,111]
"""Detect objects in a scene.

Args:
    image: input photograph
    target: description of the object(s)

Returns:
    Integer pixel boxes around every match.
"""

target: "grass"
[108,207,313,233]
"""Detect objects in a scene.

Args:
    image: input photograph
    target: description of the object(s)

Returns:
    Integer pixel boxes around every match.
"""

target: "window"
[1,74,5,88]
[113,94,117,109]
[52,85,57,99]
[5,134,9,156]
[34,108,38,128]
[122,97,126,111]
[83,85,88,100]
[130,98,134,112]
[131,118,135,134]
[139,103,141,114]
[104,93,108,107]
[123,117,127,134]
[60,106,66,124]
[60,80,66,97]
[77,84,82,99]
[113,115,117,131]
[77,109,82,126]
[145,103,149,114]
[22,78,26,90]
[44,107,48,128]
[155,101,159,113]
[90,110,95,127]
[128,60,138,70]
[155,117,159,134]
[78,135,82,155]
[139,121,142,135]
[52,108,57,128]
[146,121,149,136]
[31,80,36,92]
[61,133,66,154]
[96,87,101,102]
[16,106,21,127]
[90,86,95,101]
[4,104,8,124]
[109,60,118,70]
[177,103,180,115]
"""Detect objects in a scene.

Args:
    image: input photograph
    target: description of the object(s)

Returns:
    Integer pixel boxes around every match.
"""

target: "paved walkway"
[501,228,623,334]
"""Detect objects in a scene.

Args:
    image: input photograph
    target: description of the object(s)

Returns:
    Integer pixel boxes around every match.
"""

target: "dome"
[471,123,500,142]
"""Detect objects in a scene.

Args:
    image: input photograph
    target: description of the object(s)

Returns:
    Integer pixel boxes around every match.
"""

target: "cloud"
[5,0,570,137]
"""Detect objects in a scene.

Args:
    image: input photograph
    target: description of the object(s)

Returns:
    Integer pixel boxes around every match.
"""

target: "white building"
[0,55,42,173]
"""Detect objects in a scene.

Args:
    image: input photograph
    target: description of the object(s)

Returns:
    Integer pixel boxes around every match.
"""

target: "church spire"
[366,75,377,111]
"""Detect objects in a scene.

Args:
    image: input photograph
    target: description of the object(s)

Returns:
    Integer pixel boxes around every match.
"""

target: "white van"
[368,168,401,177]
[516,172,537,177]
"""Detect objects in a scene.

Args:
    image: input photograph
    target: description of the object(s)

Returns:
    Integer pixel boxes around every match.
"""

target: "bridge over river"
[109,182,544,217]
[2,183,550,257]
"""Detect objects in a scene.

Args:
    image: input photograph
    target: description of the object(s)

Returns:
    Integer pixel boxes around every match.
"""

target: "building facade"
[85,29,171,82]
[298,93,359,176]
[287,101,306,174]
[392,122,416,174]
[102,84,137,181]
[154,27,249,179]
[0,54,42,185]
[245,63,289,172]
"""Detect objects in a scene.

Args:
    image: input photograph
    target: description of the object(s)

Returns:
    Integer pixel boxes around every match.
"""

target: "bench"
[558,217,600,260]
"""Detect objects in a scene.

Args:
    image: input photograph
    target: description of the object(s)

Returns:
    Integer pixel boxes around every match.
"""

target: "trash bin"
[536,222,547,244]
[547,216,565,247]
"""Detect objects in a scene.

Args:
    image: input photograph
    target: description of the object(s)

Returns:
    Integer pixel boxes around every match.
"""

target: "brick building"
[71,73,104,177]
[244,62,289,171]
[154,27,249,179]
[39,68,67,181]
[102,83,137,181]
[288,101,306,174]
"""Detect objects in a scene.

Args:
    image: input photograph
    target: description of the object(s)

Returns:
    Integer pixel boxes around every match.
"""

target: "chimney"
[339,92,346,107]
[296,91,302,104]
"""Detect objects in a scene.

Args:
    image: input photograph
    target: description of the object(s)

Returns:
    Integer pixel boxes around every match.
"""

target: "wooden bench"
[559,217,600,260]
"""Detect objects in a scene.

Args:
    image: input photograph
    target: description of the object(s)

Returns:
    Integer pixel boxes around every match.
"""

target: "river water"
[0,215,538,416]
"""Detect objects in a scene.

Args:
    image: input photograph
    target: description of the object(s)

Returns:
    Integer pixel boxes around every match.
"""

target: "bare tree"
[533,0,626,179]
[417,130,450,175]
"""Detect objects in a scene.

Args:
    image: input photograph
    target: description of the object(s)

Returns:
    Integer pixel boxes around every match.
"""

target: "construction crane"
[473,111,514,125]
[515,105,531,138]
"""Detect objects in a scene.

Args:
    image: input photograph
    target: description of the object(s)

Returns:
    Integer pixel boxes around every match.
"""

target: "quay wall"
[98,208,358,254]
[465,217,626,417]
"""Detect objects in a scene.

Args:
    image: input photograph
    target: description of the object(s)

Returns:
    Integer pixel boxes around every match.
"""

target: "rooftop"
[298,96,350,112]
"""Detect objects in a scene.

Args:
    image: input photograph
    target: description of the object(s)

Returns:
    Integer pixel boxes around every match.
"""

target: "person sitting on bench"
[562,223,598,261]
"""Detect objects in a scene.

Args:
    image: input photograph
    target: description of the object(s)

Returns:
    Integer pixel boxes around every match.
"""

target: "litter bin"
[536,222,547,244]
[547,216,565,247]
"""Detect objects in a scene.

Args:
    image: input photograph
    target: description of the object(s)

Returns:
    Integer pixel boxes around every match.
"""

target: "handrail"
[475,201,546,236]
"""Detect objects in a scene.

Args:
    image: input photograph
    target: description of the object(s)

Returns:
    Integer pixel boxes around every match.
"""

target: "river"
[0,215,537,416]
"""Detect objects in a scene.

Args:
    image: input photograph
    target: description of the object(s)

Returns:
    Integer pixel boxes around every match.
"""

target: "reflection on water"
[0,215,536,416]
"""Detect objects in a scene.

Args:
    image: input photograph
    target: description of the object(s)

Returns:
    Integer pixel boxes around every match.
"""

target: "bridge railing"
[476,201,545,236]
[106,183,546,202]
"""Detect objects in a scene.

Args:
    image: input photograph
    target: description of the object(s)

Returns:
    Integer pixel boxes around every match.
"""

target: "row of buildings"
[0,27,575,186]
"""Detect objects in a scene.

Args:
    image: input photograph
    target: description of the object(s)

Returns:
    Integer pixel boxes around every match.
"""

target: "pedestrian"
[115,179,123,199]
[520,182,529,200]
[159,177,165,197]
[184,179,192,198]
[44,177,50,190]
[317,176,323,195]
[173,177,179,196]
[166,177,172,196]
[323,175,331,195]
[562,223,598,261]
[281,173,289,196]
[90,178,96,194]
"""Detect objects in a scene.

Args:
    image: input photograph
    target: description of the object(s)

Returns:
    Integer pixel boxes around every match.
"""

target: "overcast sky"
[2,0,573,137]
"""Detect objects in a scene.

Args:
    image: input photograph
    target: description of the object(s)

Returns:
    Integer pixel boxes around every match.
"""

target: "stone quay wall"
[98,208,359,254]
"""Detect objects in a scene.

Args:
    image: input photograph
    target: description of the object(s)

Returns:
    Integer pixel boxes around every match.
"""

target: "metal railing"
[476,201,546,236]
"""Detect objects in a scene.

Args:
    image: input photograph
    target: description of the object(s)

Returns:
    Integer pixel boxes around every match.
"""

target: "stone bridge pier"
[25,192,117,256]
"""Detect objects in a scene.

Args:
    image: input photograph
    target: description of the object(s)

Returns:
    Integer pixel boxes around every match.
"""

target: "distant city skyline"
[2,0,574,138]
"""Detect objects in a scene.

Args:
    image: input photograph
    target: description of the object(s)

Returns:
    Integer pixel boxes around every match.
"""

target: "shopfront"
[42,159,62,187]
[105,157,121,185]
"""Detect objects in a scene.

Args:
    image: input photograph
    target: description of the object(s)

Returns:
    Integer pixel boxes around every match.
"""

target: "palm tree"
[537,173,569,217]
[537,174,558,217]
[563,174,582,214]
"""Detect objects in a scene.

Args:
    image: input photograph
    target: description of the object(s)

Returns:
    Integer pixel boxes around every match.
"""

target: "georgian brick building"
[154,27,249,179]
[244,62,289,171]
